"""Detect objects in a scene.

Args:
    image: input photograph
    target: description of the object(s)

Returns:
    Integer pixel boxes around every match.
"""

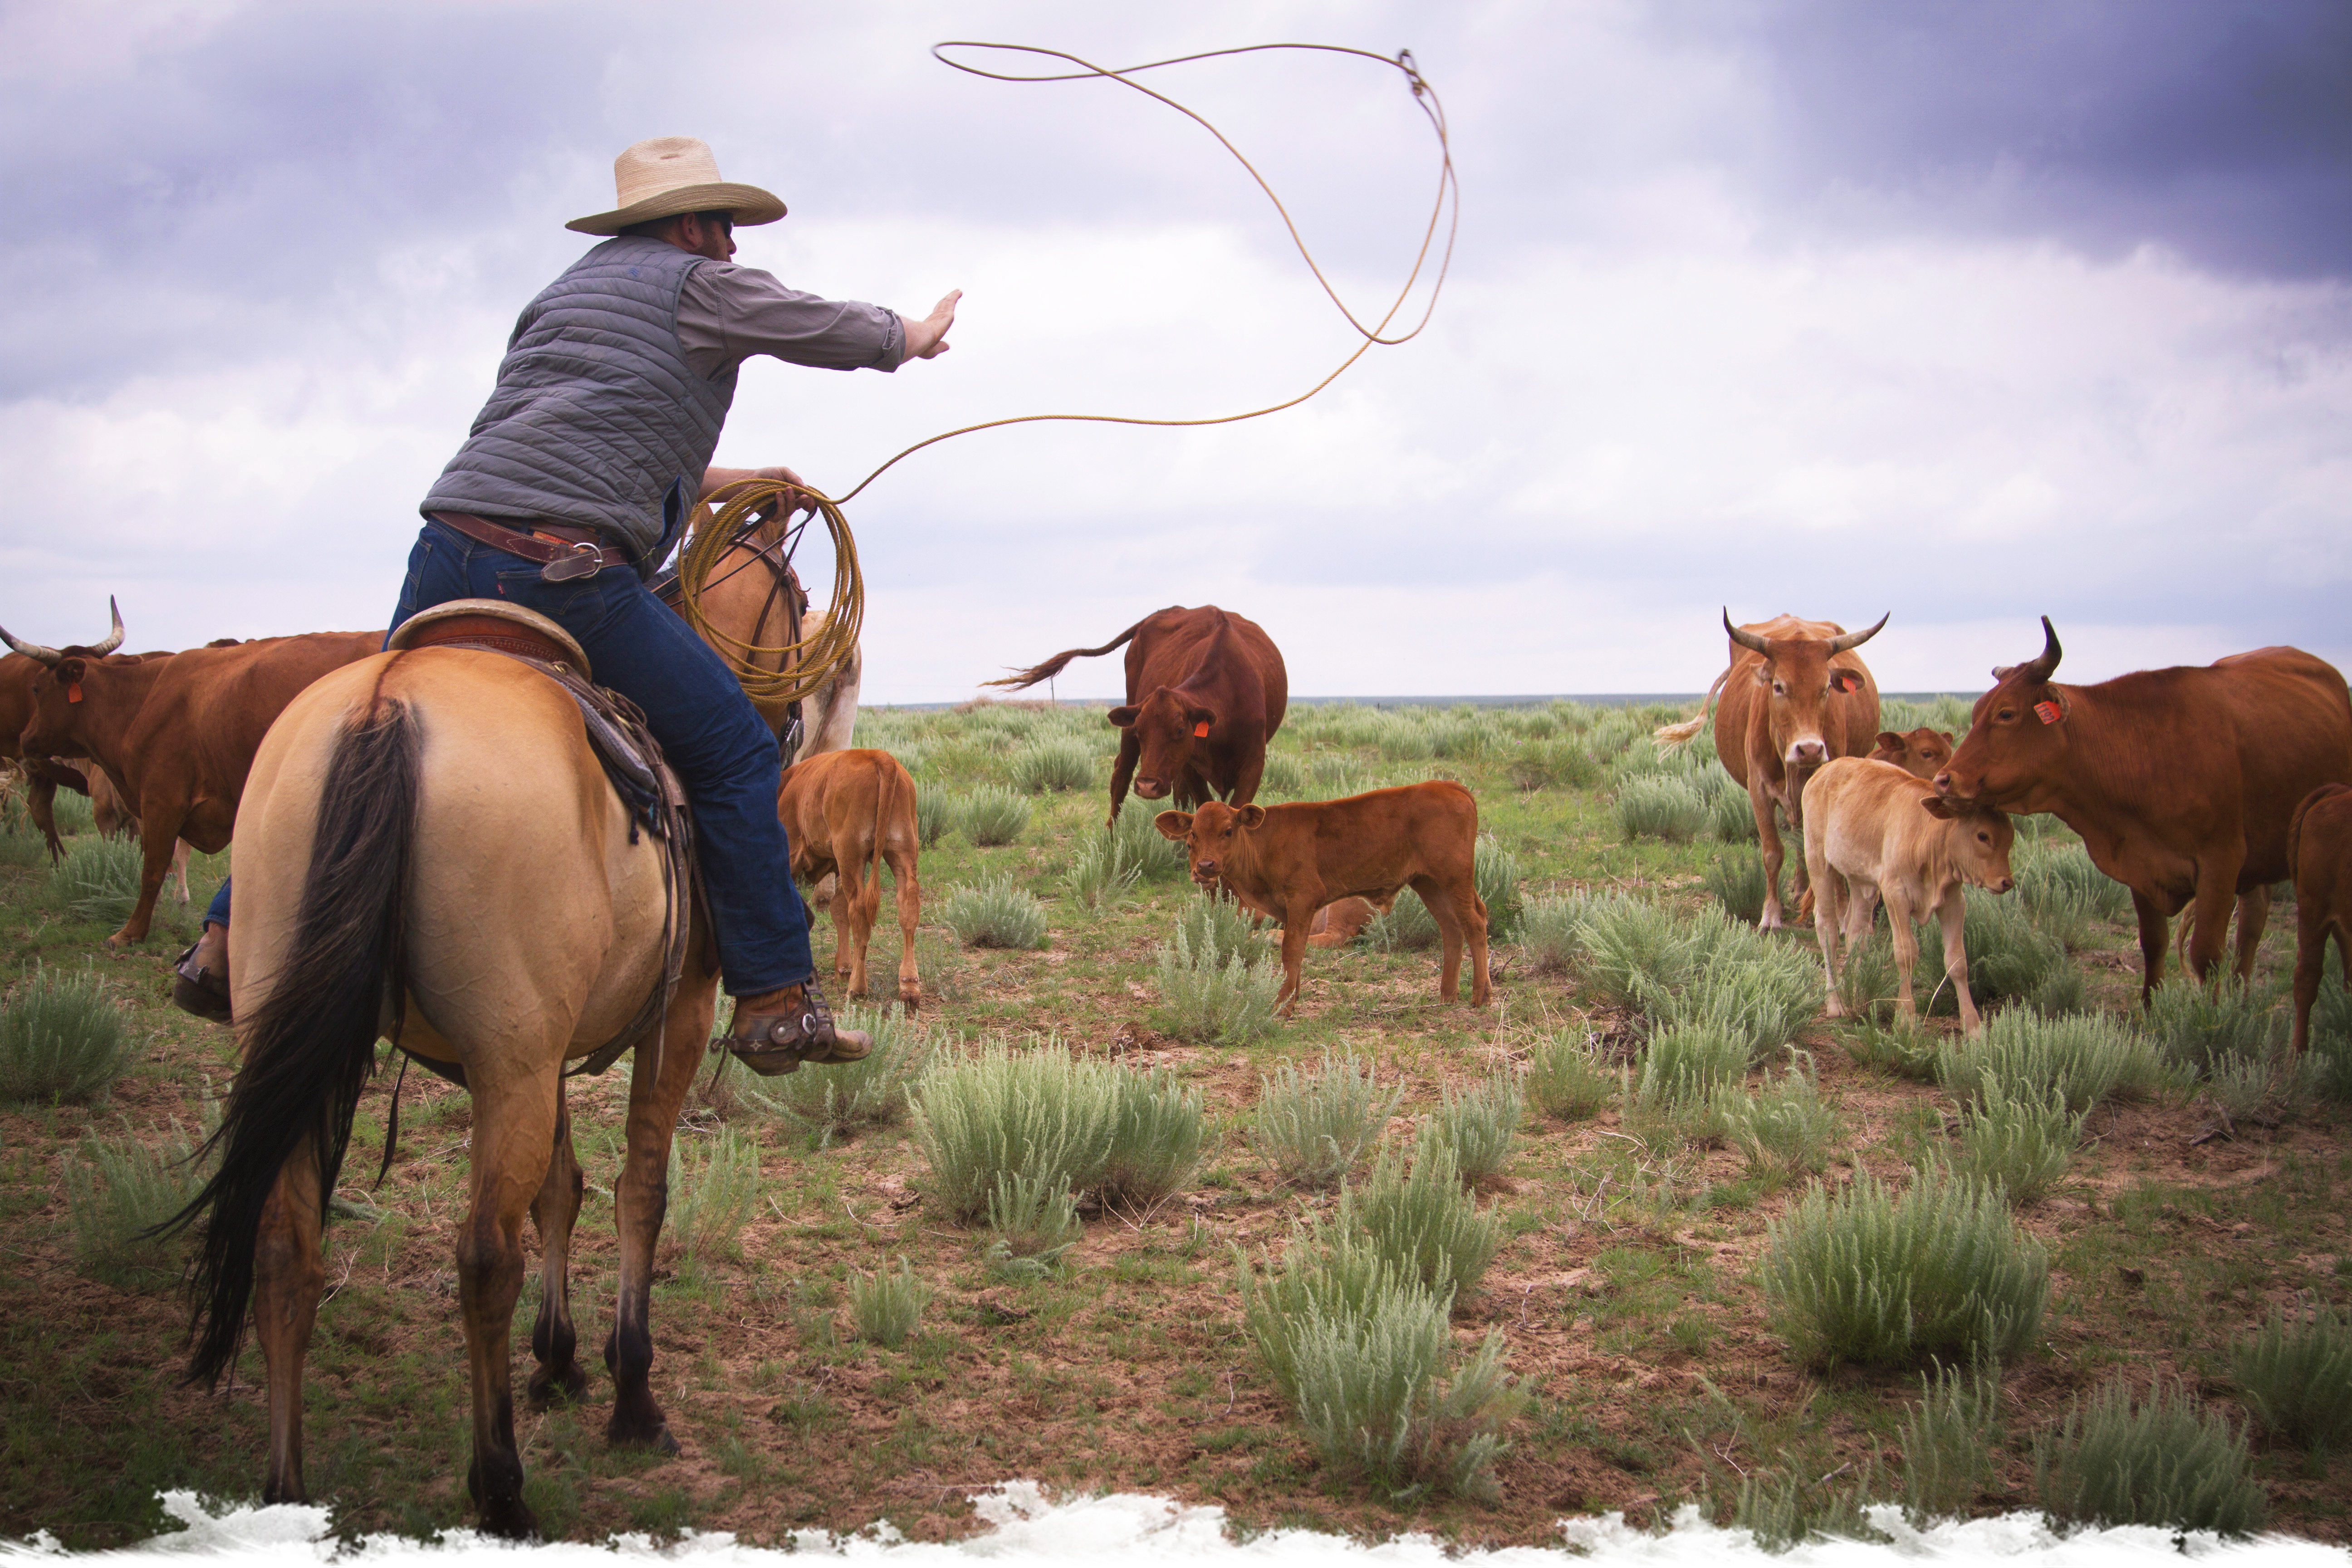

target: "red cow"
[6,608,380,945]
[1870,727,1956,780]
[988,605,1287,824]
[775,748,923,1009]
[2288,783,2352,1056]
[1154,782,1489,1015]
[1936,618,2352,996]
[1656,611,1887,927]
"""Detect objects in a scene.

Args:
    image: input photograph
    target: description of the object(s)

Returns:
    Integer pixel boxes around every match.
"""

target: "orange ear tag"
[2034,701,2062,725]
[1192,721,1210,737]
[66,682,83,704]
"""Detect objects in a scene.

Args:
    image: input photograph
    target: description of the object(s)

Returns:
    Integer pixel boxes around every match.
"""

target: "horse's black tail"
[162,697,420,1388]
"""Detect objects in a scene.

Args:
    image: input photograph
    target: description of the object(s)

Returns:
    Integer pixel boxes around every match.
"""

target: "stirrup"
[720,980,871,1077]
[171,939,234,1025]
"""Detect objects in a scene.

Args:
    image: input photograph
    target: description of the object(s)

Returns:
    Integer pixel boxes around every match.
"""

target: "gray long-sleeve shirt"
[675,262,905,380]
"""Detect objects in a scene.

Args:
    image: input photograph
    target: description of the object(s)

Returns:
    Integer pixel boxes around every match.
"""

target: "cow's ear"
[1830,668,1864,693]
[1236,804,1267,829]
[1107,705,1140,729]
[1184,703,1216,727]
[1875,730,1905,751]
[1153,810,1194,841]
[1934,730,1956,747]
[55,657,85,684]
[1751,663,1773,685]
[1920,796,1958,820]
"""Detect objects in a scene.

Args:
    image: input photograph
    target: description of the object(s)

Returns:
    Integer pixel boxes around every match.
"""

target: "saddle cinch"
[384,599,700,1081]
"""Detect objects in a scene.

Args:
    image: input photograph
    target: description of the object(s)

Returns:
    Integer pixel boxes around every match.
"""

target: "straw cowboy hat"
[565,136,787,235]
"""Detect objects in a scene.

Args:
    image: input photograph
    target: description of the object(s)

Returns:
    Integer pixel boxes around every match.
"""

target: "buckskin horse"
[168,488,840,1538]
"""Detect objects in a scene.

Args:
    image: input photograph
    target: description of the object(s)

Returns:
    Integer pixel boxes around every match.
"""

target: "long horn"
[2019,615,2062,682]
[1827,612,1889,654]
[0,622,63,666]
[88,596,125,657]
[1723,608,1769,655]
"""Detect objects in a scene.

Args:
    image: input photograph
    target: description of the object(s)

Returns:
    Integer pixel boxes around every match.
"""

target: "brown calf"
[1870,727,1956,780]
[1156,782,1489,1014]
[2289,783,2352,1056]
[777,748,922,1009]
[1805,757,2016,1034]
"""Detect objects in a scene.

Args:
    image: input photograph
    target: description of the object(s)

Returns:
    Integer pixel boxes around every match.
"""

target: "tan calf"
[777,749,921,1008]
[1156,781,1489,1015]
[1804,757,2016,1034]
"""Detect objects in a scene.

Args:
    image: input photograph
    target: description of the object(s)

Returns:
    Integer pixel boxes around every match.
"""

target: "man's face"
[676,211,735,262]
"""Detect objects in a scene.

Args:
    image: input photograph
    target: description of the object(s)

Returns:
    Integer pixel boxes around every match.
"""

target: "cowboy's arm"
[679,264,956,377]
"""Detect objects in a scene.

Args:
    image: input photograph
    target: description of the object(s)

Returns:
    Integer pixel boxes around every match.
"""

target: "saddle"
[384,600,699,1079]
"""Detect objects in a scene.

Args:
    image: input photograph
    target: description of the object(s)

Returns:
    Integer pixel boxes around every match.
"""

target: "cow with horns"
[1934,617,2352,998]
[1656,611,1888,927]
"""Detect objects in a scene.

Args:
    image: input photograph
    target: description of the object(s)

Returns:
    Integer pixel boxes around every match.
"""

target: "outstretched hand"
[901,290,961,361]
[701,464,815,518]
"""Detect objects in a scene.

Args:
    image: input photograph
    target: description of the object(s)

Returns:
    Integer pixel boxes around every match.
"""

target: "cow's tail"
[160,697,419,1388]
[983,613,1158,691]
[1655,666,1732,747]
[867,752,895,913]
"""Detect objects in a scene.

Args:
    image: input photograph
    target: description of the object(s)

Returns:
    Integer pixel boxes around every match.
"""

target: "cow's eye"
[1996,709,2015,722]
[1772,682,1785,695]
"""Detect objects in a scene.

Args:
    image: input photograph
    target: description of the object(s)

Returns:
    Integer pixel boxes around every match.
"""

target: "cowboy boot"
[171,921,233,1025]
[724,977,872,1076]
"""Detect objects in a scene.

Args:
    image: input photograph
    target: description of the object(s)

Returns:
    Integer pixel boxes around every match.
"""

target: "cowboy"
[175,136,957,1074]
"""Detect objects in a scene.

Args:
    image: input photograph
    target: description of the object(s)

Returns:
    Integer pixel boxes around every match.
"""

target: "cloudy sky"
[3,0,2347,701]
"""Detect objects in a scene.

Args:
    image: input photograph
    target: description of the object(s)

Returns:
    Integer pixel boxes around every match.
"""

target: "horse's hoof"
[607,1414,681,1456]
[528,1362,589,1409]
[480,1499,541,1541]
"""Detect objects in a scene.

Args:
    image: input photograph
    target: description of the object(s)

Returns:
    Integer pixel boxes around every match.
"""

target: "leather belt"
[431,512,631,583]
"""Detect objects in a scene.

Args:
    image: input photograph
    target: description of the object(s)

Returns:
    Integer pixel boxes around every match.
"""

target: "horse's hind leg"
[457,1072,560,1539]
[255,1147,326,1504]
[527,1093,587,1407]
[607,974,718,1454]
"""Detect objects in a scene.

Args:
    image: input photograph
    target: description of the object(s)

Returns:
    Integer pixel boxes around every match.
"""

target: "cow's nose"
[1790,740,1825,764]
[1196,859,1218,877]
[1995,877,2014,894]
[1932,770,1954,794]
[1134,778,1168,799]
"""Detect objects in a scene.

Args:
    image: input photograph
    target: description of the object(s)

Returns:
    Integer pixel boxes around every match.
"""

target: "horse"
[172,485,854,1538]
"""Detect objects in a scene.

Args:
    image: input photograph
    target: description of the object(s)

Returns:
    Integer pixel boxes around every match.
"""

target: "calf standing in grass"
[1156,781,1489,1014]
[1870,727,1957,780]
[1804,756,2016,1034]
[2288,783,2352,1056]
[776,749,922,1009]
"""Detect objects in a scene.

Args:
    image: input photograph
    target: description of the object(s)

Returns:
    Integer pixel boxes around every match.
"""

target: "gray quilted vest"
[421,236,735,568]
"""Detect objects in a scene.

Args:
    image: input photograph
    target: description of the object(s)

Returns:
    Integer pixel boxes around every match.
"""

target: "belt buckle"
[541,540,603,583]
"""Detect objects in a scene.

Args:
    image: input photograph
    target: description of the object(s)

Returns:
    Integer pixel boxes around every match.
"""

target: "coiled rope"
[674,40,1455,702]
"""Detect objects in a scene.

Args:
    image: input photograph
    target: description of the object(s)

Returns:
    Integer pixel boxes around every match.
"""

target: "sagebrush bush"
[2207,1045,2312,1127]
[1476,837,1522,942]
[1616,776,1709,843]
[1526,1030,1617,1121]
[2035,1377,2265,1534]
[1371,713,1434,761]
[985,1170,1083,1266]
[0,828,44,868]
[1637,1020,1749,1110]
[1959,887,2075,1012]
[663,1130,761,1264]
[1339,1133,1500,1299]
[848,1258,931,1349]
[740,1003,931,1142]
[911,1039,1118,1222]
[2017,843,2130,948]
[914,784,951,848]
[1669,945,1825,1061]
[1841,1015,1944,1080]
[941,872,1049,950]
[1710,784,1761,843]
[1900,1360,2003,1524]
[1061,827,1141,914]
[1365,888,1440,951]
[1174,894,1271,968]
[1574,896,1717,1014]
[51,836,143,924]
[1704,852,1768,924]
[1937,1009,2159,1114]
[1305,752,1374,799]
[2142,975,2283,1078]
[1240,1226,1426,1403]
[1153,920,1281,1046]
[2229,1304,2352,1450]
[49,789,94,836]
[957,785,1031,846]
[1720,1068,1841,1182]
[64,1122,208,1289]
[1762,1165,2048,1368]
[1254,1051,1402,1190]
[1427,1072,1522,1185]
[1112,798,1188,881]
[1519,891,1599,975]
[0,965,127,1103]
[1099,1068,1209,1213]
[1290,1286,1524,1500]
[1507,739,1600,793]
[1257,752,1307,797]
[1949,1078,2082,1205]
[1009,738,1094,794]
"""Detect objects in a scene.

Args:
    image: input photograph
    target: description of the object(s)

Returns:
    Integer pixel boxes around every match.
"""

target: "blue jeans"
[209,522,815,999]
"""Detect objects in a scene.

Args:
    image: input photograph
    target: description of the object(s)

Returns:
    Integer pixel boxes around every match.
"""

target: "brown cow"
[1804,757,2016,1034]
[88,768,192,904]
[6,608,380,945]
[775,748,922,1008]
[1655,610,1887,928]
[2287,783,2352,1057]
[1870,726,1956,780]
[988,606,1288,825]
[1155,782,1489,1015]
[1936,618,2352,996]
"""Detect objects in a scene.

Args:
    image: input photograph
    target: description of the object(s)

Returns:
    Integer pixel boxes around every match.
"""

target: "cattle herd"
[6,598,2352,1054]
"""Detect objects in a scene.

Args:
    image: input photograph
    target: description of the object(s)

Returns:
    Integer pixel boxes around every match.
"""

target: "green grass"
[941,872,1049,950]
[1336,1132,1500,1299]
[2034,1377,2264,1534]
[2228,1303,2352,1450]
[1937,1008,2161,1114]
[49,838,143,924]
[64,1122,209,1289]
[664,1129,762,1265]
[1252,1051,1401,1190]
[0,964,128,1103]
[848,1258,931,1348]
[956,785,1032,846]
